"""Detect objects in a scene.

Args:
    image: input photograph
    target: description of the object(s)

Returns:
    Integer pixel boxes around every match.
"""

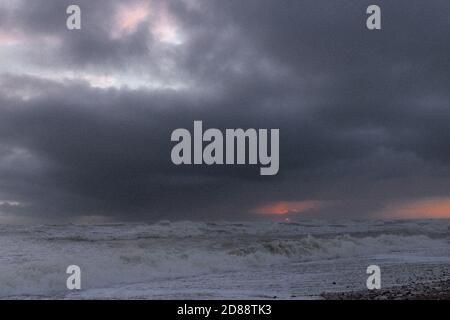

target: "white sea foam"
[0,219,449,299]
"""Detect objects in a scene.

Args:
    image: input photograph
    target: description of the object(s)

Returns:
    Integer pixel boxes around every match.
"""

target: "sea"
[0,219,449,299]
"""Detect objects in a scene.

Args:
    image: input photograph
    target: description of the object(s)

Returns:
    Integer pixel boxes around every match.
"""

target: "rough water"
[0,219,449,299]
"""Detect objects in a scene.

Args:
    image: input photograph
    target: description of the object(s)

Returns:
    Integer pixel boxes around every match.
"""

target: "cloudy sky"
[0,0,449,223]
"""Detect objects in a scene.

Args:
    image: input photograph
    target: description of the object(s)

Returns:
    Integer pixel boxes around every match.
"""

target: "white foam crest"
[0,219,449,298]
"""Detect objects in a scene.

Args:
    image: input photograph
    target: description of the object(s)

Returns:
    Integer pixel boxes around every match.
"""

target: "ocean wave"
[0,219,449,298]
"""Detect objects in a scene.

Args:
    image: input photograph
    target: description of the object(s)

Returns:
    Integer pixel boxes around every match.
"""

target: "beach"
[322,279,450,300]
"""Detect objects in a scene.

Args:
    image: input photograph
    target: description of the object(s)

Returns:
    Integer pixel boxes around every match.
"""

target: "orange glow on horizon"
[253,200,321,215]
[382,197,450,219]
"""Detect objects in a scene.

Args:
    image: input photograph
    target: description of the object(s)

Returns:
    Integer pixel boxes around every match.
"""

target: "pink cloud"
[0,30,21,45]
[112,2,150,38]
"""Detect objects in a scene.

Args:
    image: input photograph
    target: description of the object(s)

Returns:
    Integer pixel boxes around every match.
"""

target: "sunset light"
[382,197,450,219]
[253,201,322,215]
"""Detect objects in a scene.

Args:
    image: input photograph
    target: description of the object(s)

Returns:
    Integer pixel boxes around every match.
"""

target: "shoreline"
[321,279,450,300]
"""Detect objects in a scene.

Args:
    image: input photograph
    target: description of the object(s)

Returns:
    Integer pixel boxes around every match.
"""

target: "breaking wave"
[0,219,449,298]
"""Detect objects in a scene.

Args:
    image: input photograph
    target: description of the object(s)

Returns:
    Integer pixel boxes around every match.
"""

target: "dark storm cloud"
[0,0,449,221]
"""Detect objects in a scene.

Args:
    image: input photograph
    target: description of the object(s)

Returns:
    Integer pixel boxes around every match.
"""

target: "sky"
[0,0,449,223]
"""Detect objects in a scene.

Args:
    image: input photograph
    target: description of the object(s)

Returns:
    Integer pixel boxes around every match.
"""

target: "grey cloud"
[0,1,449,222]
